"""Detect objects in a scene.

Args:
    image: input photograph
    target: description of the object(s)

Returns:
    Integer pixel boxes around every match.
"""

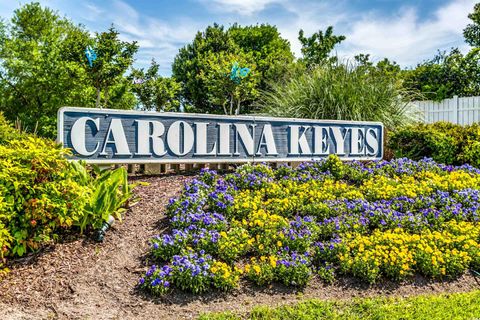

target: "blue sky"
[0,0,476,75]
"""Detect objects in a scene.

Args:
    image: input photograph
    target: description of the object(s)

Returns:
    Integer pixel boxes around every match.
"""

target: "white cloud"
[272,1,349,58]
[85,0,203,74]
[199,0,285,15]
[338,0,475,66]
[6,0,474,73]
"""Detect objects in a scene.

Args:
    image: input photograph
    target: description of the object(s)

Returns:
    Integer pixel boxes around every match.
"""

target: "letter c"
[71,117,100,156]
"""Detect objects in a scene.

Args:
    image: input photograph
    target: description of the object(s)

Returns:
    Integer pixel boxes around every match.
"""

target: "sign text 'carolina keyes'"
[58,107,384,163]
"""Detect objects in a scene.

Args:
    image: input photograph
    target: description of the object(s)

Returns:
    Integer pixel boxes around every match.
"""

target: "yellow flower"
[269,256,277,268]
[253,265,261,274]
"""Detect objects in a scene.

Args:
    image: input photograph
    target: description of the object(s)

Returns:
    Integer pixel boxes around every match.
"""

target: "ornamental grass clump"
[141,156,480,295]
[258,61,414,130]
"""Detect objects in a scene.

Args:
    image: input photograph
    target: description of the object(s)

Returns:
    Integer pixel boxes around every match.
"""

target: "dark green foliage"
[298,26,346,67]
[388,122,480,166]
[388,122,459,165]
[0,3,138,138]
[0,3,93,137]
[130,60,181,112]
[172,23,294,114]
[402,48,480,101]
[464,3,480,47]
[228,24,294,90]
[86,27,139,109]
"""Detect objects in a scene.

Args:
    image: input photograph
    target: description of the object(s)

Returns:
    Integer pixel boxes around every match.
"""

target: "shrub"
[0,113,23,144]
[0,123,133,261]
[0,137,91,256]
[388,122,480,166]
[70,163,133,231]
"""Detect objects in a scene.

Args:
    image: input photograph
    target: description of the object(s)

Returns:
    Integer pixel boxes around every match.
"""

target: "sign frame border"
[57,106,384,164]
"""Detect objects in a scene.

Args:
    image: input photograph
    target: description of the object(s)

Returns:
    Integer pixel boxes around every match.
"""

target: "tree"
[172,24,234,114]
[461,48,480,96]
[0,2,93,136]
[0,3,139,137]
[464,3,480,47]
[298,26,346,67]
[198,52,259,115]
[402,49,477,100]
[354,54,402,87]
[228,24,294,91]
[131,60,181,112]
[85,27,138,109]
[172,23,294,114]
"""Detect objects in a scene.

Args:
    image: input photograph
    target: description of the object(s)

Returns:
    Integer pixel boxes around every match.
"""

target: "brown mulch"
[0,174,479,320]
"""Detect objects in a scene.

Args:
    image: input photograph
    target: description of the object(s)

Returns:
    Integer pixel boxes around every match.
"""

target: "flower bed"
[140,156,480,294]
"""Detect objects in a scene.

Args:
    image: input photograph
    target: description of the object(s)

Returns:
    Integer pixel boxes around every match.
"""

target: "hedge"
[388,122,480,166]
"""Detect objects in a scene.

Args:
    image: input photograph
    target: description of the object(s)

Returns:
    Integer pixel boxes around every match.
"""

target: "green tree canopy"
[172,23,294,114]
[0,3,139,137]
[86,27,138,109]
[0,2,93,136]
[131,60,181,112]
[464,3,480,47]
[402,48,479,100]
[198,51,260,115]
[298,26,346,67]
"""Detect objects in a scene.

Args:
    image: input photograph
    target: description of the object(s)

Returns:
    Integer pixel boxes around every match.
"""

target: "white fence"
[414,96,480,125]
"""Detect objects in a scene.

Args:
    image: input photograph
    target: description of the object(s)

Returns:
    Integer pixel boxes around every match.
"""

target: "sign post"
[58,107,384,163]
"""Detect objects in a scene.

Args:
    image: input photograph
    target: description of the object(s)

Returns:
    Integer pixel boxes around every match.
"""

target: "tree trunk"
[235,99,241,115]
[96,87,101,108]
[229,95,234,115]
[103,85,109,108]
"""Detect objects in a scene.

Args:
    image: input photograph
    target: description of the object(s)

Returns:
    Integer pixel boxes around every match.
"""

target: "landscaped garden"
[139,156,480,296]
[0,2,480,318]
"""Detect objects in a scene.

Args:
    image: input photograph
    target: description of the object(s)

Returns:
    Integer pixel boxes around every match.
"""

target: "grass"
[257,61,417,130]
[199,290,480,320]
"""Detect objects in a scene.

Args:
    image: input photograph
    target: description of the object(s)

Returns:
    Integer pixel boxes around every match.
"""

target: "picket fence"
[414,96,480,125]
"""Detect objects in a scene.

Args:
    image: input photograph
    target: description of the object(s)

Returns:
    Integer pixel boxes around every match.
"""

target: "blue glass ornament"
[230,61,250,84]
[85,46,97,67]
